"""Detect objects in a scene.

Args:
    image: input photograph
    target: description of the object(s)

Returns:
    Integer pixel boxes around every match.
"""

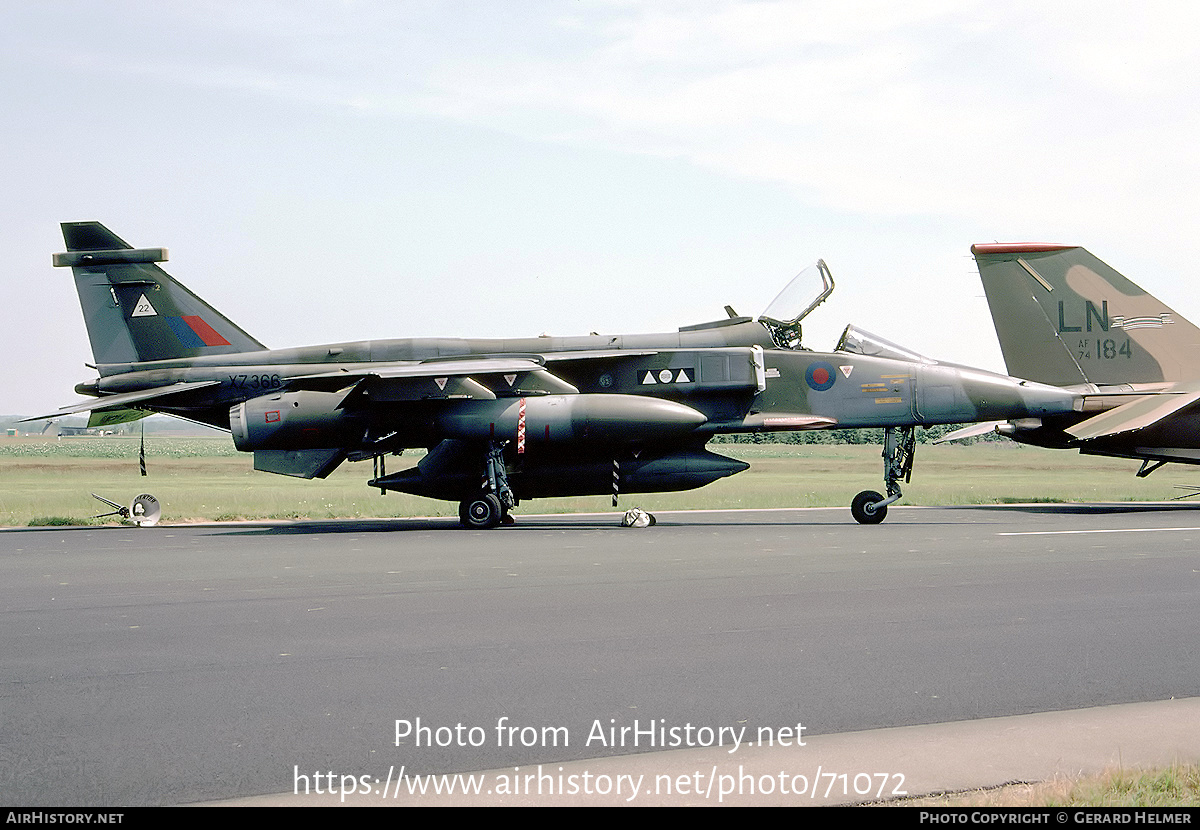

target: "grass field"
[891,765,1200,808]
[0,436,1193,526]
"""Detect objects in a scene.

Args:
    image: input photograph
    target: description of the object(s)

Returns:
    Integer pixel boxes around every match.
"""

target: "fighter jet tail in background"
[974,243,1200,387]
[972,243,1200,473]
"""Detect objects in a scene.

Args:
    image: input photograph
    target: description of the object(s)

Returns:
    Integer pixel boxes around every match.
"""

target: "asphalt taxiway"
[2,504,1198,806]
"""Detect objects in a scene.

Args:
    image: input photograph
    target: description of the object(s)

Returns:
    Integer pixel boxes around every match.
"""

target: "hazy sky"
[4,1,1199,414]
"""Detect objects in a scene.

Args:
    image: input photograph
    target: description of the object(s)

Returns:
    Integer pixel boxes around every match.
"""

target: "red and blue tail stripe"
[164,315,232,348]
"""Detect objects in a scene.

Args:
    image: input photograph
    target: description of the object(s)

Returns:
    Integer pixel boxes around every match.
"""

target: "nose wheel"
[851,426,915,524]
[850,490,886,524]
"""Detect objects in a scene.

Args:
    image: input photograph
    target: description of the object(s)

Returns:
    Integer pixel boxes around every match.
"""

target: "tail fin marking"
[56,222,265,367]
[973,244,1200,387]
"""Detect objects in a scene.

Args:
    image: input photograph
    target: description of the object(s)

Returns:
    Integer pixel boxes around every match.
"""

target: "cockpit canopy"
[757,260,835,349]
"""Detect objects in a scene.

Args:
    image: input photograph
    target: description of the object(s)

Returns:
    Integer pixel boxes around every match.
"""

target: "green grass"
[0,436,1191,526]
[891,765,1200,807]
[26,515,99,527]
[1074,766,1200,807]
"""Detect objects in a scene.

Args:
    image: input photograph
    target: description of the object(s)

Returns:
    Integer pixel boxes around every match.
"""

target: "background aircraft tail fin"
[56,221,266,368]
[972,243,1200,386]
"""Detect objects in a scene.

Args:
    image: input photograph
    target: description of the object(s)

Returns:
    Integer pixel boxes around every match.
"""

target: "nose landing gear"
[851,426,915,525]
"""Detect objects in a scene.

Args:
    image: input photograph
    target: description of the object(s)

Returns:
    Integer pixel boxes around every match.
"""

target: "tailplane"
[56,222,266,369]
[973,243,1200,387]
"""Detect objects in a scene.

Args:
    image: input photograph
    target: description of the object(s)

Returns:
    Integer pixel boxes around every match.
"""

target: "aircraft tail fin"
[56,221,266,368]
[972,243,1200,387]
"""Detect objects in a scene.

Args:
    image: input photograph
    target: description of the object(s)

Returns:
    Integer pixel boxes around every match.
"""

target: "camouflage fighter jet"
[32,222,1077,526]
[962,243,1200,477]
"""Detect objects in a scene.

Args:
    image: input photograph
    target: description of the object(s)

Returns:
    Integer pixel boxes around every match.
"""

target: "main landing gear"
[851,426,915,525]
[459,441,516,529]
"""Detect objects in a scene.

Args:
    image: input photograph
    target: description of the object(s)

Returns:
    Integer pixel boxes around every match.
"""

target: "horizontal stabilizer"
[87,408,150,428]
[21,380,221,422]
[1065,386,1200,440]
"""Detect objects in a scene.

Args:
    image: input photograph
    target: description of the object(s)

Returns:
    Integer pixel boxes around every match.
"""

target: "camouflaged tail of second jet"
[973,243,1200,387]
[973,243,1200,472]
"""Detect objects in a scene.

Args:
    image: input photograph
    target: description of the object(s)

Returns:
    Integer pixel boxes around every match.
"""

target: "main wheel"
[460,493,503,529]
[851,490,887,524]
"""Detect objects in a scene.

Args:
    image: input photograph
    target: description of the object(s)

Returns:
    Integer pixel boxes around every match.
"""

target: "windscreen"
[836,325,937,364]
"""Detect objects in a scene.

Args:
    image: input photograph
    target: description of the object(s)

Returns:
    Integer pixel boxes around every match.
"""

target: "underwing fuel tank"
[373,442,749,500]
[435,394,708,443]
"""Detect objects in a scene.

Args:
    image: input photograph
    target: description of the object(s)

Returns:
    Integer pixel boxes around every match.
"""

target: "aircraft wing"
[20,380,222,422]
[289,356,581,401]
[290,347,773,406]
[542,349,658,361]
[293,356,551,381]
[1065,384,1200,441]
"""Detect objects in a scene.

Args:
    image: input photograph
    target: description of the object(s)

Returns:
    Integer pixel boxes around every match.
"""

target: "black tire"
[460,494,503,529]
[851,490,887,524]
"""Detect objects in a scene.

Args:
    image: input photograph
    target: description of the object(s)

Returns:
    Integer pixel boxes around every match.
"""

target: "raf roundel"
[806,361,836,391]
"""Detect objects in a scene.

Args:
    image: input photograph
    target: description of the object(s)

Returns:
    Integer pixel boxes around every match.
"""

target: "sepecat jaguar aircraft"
[33,222,1077,526]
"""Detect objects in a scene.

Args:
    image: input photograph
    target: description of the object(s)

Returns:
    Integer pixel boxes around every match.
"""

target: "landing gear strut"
[459,441,516,529]
[851,426,915,524]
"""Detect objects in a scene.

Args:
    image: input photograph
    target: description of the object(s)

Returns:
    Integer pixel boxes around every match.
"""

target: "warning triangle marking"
[434,377,448,390]
[839,365,854,378]
[676,369,691,383]
[641,371,657,384]
[131,294,158,317]
[503,374,517,387]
